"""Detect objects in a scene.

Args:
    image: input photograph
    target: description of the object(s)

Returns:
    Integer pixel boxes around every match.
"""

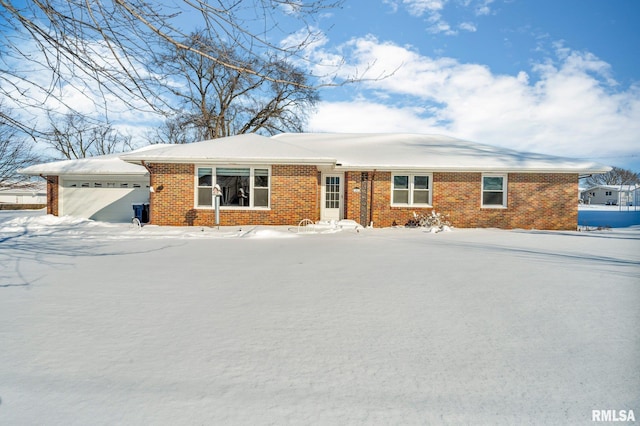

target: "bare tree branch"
[42,111,133,159]
[0,0,346,121]
[154,31,318,141]
[0,104,42,187]
[583,166,640,187]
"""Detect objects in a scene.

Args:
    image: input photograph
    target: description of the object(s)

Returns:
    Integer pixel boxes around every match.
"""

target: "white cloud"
[475,0,494,16]
[392,0,492,36]
[388,0,457,35]
[459,22,477,32]
[309,36,640,166]
[279,0,303,15]
[402,0,447,16]
[382,0,399,13]
[426,12,457,35]
[309,100,439,133]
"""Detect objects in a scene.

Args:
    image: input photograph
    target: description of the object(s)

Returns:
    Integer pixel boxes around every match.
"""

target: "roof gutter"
[331,165,612,174]
[120,156,336,167]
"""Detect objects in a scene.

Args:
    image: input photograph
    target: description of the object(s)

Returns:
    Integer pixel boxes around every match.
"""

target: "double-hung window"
[482,174,507,208]
[391,173,432,206]
[253,169,269,207]
[196,166,270,208]
[197,168,213,206]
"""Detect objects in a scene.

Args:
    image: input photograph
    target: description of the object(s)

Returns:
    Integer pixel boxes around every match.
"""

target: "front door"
[321,173,344,221]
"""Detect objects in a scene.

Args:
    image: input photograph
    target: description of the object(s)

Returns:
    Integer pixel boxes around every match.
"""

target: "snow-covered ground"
[1,210,638,425]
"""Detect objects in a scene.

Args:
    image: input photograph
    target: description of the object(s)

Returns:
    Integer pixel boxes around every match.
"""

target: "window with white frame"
[391,173,432,205]
[196,166,270,208]
[482,174,507,207]
[253,169,269,207]
[197,168,213,206]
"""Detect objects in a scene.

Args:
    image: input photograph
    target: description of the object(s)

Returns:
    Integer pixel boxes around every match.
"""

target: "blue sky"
[297,0,640,171]
[3,0,638,172]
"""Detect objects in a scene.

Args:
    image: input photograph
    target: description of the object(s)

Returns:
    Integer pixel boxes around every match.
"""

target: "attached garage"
[59,176,150,222]
[18,148,160,223]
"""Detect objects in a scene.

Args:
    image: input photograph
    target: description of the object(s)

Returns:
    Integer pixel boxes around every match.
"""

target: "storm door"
[321,173,344,221]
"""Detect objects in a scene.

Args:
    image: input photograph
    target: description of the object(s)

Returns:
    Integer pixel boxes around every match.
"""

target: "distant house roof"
[20,133,611,175]
[0,181,46,193]
[581,184,638,192]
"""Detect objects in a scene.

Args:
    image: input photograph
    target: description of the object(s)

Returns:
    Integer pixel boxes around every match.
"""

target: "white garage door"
[60,177,150,223]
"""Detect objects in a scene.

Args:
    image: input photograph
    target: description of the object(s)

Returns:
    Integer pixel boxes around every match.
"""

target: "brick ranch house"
[21,133,610,230]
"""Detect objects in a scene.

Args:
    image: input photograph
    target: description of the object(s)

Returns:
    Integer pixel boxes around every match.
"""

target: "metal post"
[213,184,221,229]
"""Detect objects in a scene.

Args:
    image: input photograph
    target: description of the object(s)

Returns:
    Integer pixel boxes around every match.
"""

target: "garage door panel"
[61,183,149,222]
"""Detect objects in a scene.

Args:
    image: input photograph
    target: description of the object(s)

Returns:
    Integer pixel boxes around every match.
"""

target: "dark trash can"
[132,203,150,224]
[132,203,146,223]
[142,203,150,223]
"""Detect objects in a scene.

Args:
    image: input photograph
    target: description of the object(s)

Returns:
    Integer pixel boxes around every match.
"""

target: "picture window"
[196,166,270,208]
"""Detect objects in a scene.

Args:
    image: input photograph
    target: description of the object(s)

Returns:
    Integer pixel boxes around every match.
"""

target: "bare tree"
[152,119,193,145]
[0,106,41,188]
[0,0,347,130]
[43,112,132,159]
[583,166,640,187]
[154,31,318,142]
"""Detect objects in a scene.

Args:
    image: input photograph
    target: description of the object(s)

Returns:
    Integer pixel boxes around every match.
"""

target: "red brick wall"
[147,163,194,226]
[46,176,59,216]
[344,171,364,223]
[148,164,578,230]
[364,171,578,230]
[148,163,320,226]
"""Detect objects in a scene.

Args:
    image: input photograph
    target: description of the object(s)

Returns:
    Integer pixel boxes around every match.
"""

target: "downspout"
[368,170,376,227]
[140,160,153,224]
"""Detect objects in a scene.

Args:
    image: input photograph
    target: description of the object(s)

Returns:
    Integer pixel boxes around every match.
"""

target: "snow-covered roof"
[271,133,611,173]
[18,145,169,176]
[20,133,611,176]
[123,132,609,173]
[120,133,335,166]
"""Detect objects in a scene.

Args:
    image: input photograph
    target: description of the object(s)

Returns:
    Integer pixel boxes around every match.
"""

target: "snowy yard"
[1,210,639,425]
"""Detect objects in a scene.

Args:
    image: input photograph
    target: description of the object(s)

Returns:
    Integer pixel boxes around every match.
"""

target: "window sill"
[196,206,271,211]
[391,204,433,208]
[481,205,508,209]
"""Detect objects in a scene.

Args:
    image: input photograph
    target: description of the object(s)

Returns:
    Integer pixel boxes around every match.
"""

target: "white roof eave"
[332,165,612,174]
[18,166,148,176]
[123,155,337,166]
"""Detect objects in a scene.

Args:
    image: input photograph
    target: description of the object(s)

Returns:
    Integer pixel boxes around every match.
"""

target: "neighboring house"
[580,185,638,206]
[0,182,47,206]
[21,133,610,230]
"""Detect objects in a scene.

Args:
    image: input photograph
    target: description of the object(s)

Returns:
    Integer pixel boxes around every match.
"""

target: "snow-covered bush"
[406,211,452,232]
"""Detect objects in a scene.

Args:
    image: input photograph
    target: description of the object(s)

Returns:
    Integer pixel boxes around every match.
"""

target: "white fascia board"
[59,173,149,180]
[59,171,149,176]
[19,160,149,176]
[333,165,610,174]
[18,168,148,176]
[123,156,336,166]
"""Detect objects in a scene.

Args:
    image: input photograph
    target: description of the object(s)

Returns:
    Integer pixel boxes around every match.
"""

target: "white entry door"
[321,173,344,221]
